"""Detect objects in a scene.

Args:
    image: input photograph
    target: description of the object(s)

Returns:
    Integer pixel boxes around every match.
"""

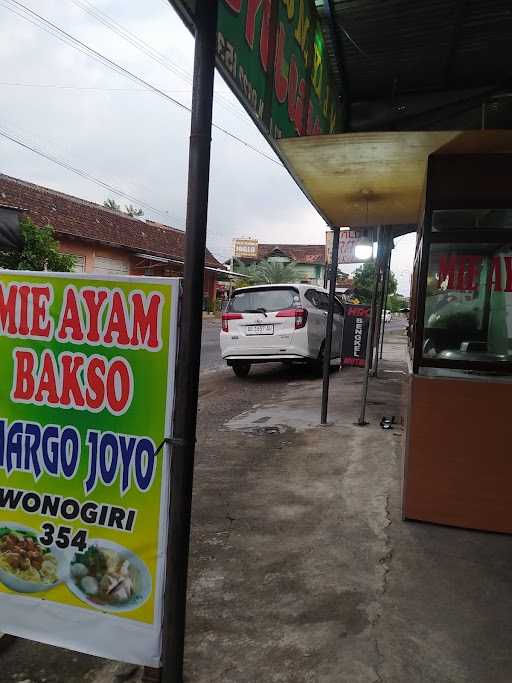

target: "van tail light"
[222,312,242,332]
[294,307,308,329]
[276,308,308,329]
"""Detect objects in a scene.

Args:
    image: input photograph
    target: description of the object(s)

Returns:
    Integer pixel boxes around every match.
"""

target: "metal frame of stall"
[357,228,395,425]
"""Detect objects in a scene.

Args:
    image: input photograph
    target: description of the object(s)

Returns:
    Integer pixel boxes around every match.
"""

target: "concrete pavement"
[185,332,512,682]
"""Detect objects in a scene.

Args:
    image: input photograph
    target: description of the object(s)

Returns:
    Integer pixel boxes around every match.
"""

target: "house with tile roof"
[0,174,226,308]
[231,239,327,286]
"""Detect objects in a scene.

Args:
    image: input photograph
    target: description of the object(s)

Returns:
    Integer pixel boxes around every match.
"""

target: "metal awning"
[316,0,512,133]
[277,130,512,227]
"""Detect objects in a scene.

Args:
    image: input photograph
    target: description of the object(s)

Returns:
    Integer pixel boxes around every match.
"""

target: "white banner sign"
[326,230,373,264]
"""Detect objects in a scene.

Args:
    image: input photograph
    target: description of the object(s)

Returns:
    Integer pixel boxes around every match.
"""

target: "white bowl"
[67,539,152,613]
[0,522,66,593]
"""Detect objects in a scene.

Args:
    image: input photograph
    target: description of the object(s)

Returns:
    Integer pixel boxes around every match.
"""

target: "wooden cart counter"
[403,372,512,533]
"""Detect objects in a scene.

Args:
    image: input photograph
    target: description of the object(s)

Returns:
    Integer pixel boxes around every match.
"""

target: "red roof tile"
[258,243,326,264]
[0,174,223,269]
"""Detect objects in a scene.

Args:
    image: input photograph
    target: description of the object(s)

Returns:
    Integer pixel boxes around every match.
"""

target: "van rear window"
[229,288,299,313]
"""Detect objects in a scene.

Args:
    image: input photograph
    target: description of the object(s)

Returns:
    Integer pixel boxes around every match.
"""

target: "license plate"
[246,324,274,335]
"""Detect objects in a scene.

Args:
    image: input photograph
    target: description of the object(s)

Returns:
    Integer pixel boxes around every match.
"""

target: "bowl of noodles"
[67,540,151,613]
[0,523,65,593]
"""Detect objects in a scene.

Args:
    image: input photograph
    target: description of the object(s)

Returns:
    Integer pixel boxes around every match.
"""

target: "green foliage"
[255,261,305,284]
[387,293,408,312]
[104,198,144,217]
[353,261,397,304]
[124,204,144,217]
[103,198,121,211]
[0,218,76,272]
[232,263,258,287]
[234,260,305,286]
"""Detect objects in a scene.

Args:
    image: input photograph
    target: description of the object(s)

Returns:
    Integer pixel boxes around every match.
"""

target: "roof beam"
[323,0,351,131]
[350,81,512,131]
[396,82,512,130]
[444,0,470,88]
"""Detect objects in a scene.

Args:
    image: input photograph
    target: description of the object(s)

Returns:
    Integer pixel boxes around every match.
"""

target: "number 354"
[39,524,88,552]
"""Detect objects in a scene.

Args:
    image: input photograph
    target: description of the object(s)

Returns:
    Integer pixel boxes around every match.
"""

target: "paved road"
[381,318,407,333]
[201,319,223,371]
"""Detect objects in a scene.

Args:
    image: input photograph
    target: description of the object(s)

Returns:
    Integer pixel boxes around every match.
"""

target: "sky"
[0,0,414,294]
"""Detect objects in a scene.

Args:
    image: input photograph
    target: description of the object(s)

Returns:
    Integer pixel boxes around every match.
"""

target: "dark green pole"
[161,3,218,682]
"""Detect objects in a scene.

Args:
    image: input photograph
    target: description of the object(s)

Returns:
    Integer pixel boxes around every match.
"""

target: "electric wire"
[0,83,145,91]
[0,82,166,92]
[0,125,239,256]
[69,0,193,82]
[1,0,283,167]
[337,23,372,60]
[0,0,190,111]
[68,0,244,120]
[70,0,196,91]
[0,126,181,223]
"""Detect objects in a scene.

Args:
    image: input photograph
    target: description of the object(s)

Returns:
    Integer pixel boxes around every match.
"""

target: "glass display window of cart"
[415,209,512,377]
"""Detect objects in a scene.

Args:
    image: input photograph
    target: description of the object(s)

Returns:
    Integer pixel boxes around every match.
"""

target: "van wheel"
[232,361,251,378]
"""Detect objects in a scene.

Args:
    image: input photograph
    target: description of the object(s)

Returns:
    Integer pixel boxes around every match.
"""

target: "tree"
[387,293,408,312]
[232,262,260,287]
[255,261,305,284]
[0,218,75,272]
[352,261,397,304]
[124,204,144,218]
[103,198,121,211]
[103,198,144,217]
[234,260,305,286]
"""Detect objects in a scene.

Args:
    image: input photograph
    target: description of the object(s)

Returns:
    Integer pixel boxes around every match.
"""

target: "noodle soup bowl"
[0,522,67,594]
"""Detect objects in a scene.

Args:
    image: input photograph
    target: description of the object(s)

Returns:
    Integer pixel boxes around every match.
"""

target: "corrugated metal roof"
[318,0,512,130]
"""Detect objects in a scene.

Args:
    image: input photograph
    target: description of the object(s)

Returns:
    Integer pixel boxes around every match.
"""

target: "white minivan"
[220,284,344,377]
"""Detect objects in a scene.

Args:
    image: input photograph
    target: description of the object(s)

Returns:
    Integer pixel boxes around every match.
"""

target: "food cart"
[403,149,512,533]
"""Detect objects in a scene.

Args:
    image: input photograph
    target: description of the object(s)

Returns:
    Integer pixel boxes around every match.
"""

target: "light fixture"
[354,243,373,260]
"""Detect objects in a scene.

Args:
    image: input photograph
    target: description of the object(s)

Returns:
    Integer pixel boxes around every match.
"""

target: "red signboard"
[342,304,371,367]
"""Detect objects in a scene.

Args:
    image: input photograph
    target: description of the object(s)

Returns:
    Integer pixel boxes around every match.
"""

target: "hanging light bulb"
[354,237,373,260]
[354,243,373,260]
